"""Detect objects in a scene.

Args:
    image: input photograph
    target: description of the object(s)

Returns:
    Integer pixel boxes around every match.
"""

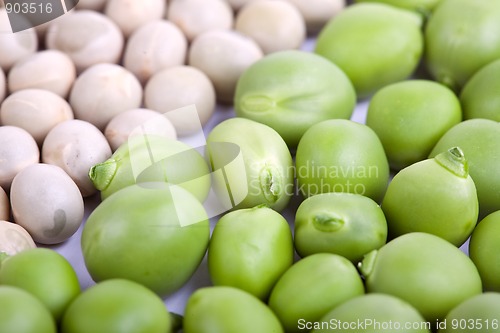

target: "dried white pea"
[167,0,233,42]
[0,221,36,261]
[8,50,77,98]
[189,29,263,103]
[10,163,84,245]
[285,0,345,33]
[42,119,112,197]
[0,89,74,145]
[0,187,9,221]
[104,108,177,151]
[144,66,216,135]
[123,20,188,84]
[69,63,143,131]
[104,0,166,37]
[235,0,306,54]
[0,126,40,191]
[45,10,124,73]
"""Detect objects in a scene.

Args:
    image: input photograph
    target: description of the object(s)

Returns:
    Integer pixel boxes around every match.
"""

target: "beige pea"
[123,20,188,84]
[10,163,84,245]
[285,0,345,33]
[0,126,40,191]
[0,66,5,103]
[0,187,9,221]
[76,0,107,11]
[69,63,143,131]
[104,108,177,151]
[226,0,264,11]
[8,50,76,98]
[45,10,124,73]
[0,9,38,71]
[42,119,112,197]
[0,221,36,259]
[0,89,74,145]
[105,0,166,38]
[189,30,263,103]
[144,66,216,135]
[235,0,306,54]
[167,0,233,42]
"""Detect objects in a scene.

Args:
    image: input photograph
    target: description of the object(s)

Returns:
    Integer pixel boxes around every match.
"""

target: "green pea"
[469,211,500,292]
[429,119,500,218]
[360,232,482,323]
[315,3,423,98]
[234,50,356,148]
[354,0,441,16]
[61,279,170,333]
[89,135,211,202]
[425,0,500,91]
[382,147,478,247]
[0,248,80,322]
[0,285,56,333]
[294,192,387,263]
[268,253,365,333]
[438,293,500,333]
[460,59,500,122]
[311,294,431,333]
[208,205,294,300]
[366,80,462,170]
[184,286,284,333]
[81,183,210,297]
[295,119,389,203]
[206,117,293,212]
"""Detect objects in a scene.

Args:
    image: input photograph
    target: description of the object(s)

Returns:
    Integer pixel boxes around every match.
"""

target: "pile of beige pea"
[0,0,345,252]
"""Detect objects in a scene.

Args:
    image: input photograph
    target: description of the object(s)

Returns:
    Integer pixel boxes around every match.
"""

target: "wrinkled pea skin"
[294,192,387,263]
[206,118,293,212]
[312,294,430,333]
[234,50,356,148]
[429,119,500,219]
[315,3,423,98]
[268,253,365,333]
[184,286,284,333]
[208,206,294,300]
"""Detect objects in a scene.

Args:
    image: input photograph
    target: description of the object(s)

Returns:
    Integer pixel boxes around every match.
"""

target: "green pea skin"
[0,248,80,322]
[81,182,210,297]
[61,279,170,333]
[460,59,500,122]
[429,119,500,219]
[268,253,365,333]
[469,211,500,292]
[184,286,284,333]
[425,0,500,91]
[360,232,482,323]
[234,50,356,148]
[294,192,387,263]
[0,285,56,333]
[295,119,389,203]
[354,0,442,16]
[311,294,430,333]
[208,205,294,300]
[381,147,478,247]
[206,117,293,212]
[366,80,462,170]
[89,135,211,202]
[438,293,500,333]
[315,3,423,98]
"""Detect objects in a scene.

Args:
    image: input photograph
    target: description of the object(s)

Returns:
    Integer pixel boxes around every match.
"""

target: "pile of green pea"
[1,0,500,332]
